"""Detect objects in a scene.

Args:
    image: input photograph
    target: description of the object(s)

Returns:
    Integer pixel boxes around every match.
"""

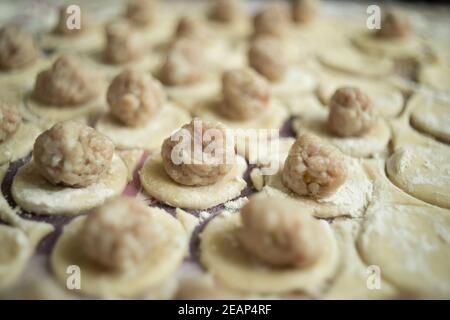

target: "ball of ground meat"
[54,5,87,36]
[33,55,101,106]
[107,69,166,127]
[239,195,325,267]
[175,16,210,42]
[282,133,347,198]
[327,87,375,137]
[33,120,114,187]
[160,39,207,86]
[81,197,162,271]
[0,102,22,143]
[125,0,155,27]
[220,68,271,120]
[0,25,38,71]
[292,0,319,24]
[248,36,287,82]
[161,118,235,186]
[103,20,144,64]
[253,4,290,38]
[209,0,243,23]
[377,9,411,39]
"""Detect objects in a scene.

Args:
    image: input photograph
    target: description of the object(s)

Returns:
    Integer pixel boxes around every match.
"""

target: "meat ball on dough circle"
[239,195,325,267]
[81,197,162,271]
[248,36,287,82]
[253,4,290,38]
[160,39,207,86]
[0,102,22,143]
[161,118,235,186]
[209,0,243,23]
[33,120,114,188]
[282,133,347,198]
[103,20,144,64]
[0,25,38,70]
[107,69,166,127]
[125,0,155,27]
[377,9,411,39]
[327,86,375,137]
[33,55,101,106]
[220,68,271,120]
[175,16,210,42]
[292,0,319,24]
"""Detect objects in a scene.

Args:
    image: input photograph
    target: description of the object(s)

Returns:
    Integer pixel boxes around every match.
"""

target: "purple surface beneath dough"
[0,117,296,263]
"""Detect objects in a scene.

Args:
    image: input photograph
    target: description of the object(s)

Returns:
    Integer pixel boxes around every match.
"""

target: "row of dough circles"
[0,0,449,299]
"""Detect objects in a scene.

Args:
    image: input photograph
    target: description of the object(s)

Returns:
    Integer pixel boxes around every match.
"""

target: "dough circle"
[317,46,393,77]
[323,220,398,299]
[89,49,162,80]
[410,95,450,143]
[418,65,450,93]
[12,155,128,215]
[0,123,41,165]
[352,32,427,60]
[200,212,339,295]
[39,28,105,53]
[386,144,450,209]
[24,95,106,127]
[262,156,372,218]
[140,155,248,210]
[317,75,404,118]
[292,106,391,157]
[271,66,317,98]
[51,211,187,298]
[96,103,191,150]
[0,57,53,92]
[194,98,288,130]
[164,79,220,112]
[0,226,32,290]
[357,202,450,298]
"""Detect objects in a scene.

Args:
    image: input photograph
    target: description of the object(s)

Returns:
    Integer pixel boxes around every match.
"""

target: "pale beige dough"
[386,144,450,209]
[271,65,317,98]
[0,57,53,93]
[409,94,450,143]
[0,226,31,290]
[128,13,178,46]
[387,102,450,209]
[175,208,199,237]
[194,98,288,130]
[116,148,144,182]
[199,212,339,295]
[0,165,54,290]
[175,264,242,299]
[317,45,393,77]
[292,105,391,157]
[51,210,187,298]
[89,49,163,80]
[323,220,398,299]
[352,32,430,61]
[0,122,41,165]
[419,64,450,93]
[317,73,404,118]
[24,94,107,128]
[39,26,105,53]
[96,103,191,150]
[261,156,372,219]
[350,159,450,299]
[357,186,450,298]
[163,78,221,113]
[12,155,128,215]
[140,155,247,210]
